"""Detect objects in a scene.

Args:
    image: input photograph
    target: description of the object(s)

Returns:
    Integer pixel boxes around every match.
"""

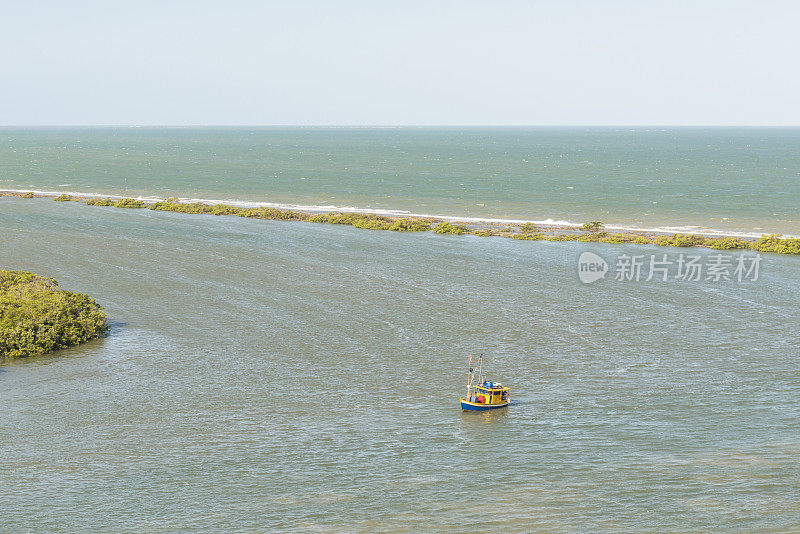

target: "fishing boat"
[459,354,510,411]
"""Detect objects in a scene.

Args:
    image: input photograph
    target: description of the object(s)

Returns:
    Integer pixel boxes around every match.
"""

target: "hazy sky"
[2,1,798,125]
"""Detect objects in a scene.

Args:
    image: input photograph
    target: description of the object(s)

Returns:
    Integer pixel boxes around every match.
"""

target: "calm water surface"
[1,198,799,532]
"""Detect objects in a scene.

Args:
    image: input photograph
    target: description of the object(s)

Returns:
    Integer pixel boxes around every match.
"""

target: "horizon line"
[2,124,800,129]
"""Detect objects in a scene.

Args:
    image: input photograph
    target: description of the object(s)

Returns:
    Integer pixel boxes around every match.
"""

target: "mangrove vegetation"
[0,270,108,361]
[85,197,147,208]
[18,194,799,255]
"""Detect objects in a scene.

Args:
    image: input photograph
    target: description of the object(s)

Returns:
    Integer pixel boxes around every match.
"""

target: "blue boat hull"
[460,399,509,411]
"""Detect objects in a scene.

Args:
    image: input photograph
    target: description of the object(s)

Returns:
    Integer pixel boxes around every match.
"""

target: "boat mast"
[466,354,473,397]
[478,353,483,384]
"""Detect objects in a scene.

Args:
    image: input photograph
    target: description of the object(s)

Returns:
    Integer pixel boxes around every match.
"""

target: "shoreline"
[2,189,799,255]
[1,188,795,240]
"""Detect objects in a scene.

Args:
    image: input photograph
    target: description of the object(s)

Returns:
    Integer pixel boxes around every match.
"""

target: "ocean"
[1,128,799,532]
[1,127,799,236]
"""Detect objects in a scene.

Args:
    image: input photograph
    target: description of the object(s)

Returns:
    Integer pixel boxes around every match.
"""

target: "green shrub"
[85,198,116,206]
[22,191,35,198]
[53,194,75,202]
[147,201,307,219]
[0,270,108,360]
[431,222,468,235]
[708,237,750,250]
[307,213,331,223]
[653,233,707,247]
[350,218,392,230]
[781,238,800,255]
[208,204,241,216]
[545,234,574,242]
[388,218,432,232]
[599,233,638,244]
[520,222,538,234]
[581,221,605,232]
[751,234,800,255]
[472,228,497,237]
[576,233,597,242]
[323,212,389,225]
[511,233,544,241]
[113,198,147,208]
[149,200,183,212]
[236,207,264,218]
[150,201,214,214]
[308,212,397,230]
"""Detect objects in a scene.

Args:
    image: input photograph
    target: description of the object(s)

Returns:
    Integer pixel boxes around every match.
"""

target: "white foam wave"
[1,187,795,239]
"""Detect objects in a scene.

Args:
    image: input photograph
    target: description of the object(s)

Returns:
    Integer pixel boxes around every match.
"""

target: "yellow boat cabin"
[460,381,510,411]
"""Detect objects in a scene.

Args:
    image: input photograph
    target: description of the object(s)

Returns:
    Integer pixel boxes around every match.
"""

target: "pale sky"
[2,0,798,126]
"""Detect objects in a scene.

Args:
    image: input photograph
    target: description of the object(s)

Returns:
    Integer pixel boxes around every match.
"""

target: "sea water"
[1,127,799,236]
[1,195,799,532]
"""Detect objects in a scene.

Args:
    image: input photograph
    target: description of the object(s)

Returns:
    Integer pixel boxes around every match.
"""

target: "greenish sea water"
[1,127,799,236]
[1,199,799,532]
